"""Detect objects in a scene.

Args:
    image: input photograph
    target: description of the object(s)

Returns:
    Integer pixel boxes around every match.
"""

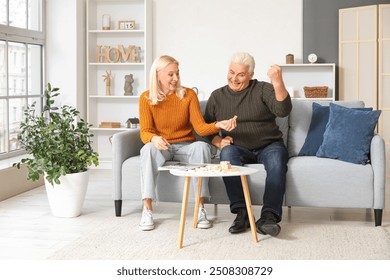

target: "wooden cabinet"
[86,0,152,168]
[339,5,377,109]
[378,5,390,177]
[280,63,336,101]
[339,4,390,176]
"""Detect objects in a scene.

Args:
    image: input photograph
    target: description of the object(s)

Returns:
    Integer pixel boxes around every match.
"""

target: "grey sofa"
[112,99,386,226]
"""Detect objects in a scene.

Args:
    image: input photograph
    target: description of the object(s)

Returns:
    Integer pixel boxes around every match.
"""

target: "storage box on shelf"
[303,86,329,98]
[280,63,336,101]
[86,0,152,168]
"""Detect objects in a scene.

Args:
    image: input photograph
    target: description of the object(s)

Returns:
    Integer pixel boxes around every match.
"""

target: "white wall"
[45,0,302,109]
[3,0,303,191]
[45,0,86,117]
[153,0,303,99]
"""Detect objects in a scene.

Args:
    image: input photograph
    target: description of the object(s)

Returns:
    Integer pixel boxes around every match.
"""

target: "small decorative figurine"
[125,117,139,128]
[102,70,112,96]
[124,74,134,96]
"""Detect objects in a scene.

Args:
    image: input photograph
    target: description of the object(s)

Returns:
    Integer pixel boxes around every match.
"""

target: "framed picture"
[118,20,135,30]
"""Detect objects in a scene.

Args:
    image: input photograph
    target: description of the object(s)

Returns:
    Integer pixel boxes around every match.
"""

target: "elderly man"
[204,52,292,236]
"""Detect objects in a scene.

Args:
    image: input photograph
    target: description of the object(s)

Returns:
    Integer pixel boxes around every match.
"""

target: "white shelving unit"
[280,63,336,101]
[87,0,152,168]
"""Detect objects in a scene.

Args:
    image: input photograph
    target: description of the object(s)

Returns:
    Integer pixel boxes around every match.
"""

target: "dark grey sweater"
[204,79,292,150]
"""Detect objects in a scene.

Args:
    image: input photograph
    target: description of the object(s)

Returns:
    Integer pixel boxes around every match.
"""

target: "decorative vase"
[102,14,111,30]
[286,54,294,64]
[44,170,89,218]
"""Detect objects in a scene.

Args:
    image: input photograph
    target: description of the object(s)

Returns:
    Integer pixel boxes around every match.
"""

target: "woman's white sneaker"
[139,208,154,231]
[197,207,212,229]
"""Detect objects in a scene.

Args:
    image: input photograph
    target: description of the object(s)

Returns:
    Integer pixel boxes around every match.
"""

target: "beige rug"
[48,208,390,260]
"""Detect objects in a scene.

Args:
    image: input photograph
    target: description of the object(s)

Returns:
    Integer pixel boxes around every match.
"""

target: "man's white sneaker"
[197,207,212,229]
[139,208,154,231]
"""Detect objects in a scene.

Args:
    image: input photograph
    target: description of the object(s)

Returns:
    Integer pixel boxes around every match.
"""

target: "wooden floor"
[0,169,389,260]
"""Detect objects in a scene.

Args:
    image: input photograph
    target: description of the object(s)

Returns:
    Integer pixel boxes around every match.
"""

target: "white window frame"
[0,0,45,160]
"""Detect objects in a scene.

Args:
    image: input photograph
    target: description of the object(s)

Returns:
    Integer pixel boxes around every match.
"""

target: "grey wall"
[303,0,390,99]
[303,0,390,64]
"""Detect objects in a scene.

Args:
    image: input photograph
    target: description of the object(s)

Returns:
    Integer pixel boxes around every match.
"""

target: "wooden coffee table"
[169,165,259,248]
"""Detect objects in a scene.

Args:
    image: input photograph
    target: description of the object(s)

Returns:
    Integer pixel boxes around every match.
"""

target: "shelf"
[281,64,336,100]
[280,63,335,67]
[87,0,152,165]
[89,29,145,33]
[292,97,334,101]
[89,95,140,99]
[91,127,139,131]
[89,63,144,66]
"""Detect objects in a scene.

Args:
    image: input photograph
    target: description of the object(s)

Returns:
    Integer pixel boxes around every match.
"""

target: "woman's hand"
[212,136,234,150]
[220,136,234,149]
[216,115,237,131]
[151,136,170,150]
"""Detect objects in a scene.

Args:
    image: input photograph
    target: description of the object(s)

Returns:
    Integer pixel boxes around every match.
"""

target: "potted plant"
[13,83,99,217]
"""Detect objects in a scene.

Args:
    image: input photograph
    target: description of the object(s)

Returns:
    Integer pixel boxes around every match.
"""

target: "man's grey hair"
[229,52,255,74]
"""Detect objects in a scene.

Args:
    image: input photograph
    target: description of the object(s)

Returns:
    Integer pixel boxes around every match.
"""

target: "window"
[0,0,44,159]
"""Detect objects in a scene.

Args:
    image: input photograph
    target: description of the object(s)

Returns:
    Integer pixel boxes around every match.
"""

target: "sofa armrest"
[112,129,144,201]
[370,134,386,209]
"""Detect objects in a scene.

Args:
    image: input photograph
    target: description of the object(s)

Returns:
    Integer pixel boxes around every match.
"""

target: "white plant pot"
[44,170,89,218]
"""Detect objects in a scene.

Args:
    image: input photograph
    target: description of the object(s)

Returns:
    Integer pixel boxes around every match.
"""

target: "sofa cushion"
[288,100,320,157]
[199,100,207,114]
[276,116,289,146]
[299,103,373,156]
[288,100,365,157]
[193,100,218,155]
[316,103,381,164]
[285,156,374,208]
[298,102,330,156]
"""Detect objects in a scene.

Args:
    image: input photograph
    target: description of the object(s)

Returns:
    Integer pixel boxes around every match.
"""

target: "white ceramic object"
[44,170,89,218]
[308,53,318,63]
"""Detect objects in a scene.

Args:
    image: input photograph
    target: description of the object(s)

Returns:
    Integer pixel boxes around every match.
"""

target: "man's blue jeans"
[220,141,288,221]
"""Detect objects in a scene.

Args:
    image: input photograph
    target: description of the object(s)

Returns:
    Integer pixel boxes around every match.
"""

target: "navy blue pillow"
[299,103,373,156]
[316,103,381,164]
[298,103,330,156]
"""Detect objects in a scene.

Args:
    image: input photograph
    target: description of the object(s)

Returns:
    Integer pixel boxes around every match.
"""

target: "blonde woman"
[139,55,236,230]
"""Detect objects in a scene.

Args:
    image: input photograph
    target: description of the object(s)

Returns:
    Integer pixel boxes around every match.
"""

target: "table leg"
[240,175,259,243]
[178,176,191,249]
[193,177,203,228]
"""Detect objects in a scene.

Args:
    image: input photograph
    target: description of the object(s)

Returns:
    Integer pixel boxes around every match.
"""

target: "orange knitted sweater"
[139,88,220,144]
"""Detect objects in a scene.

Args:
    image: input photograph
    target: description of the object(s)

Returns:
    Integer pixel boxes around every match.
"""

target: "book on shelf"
[99,122,121,128]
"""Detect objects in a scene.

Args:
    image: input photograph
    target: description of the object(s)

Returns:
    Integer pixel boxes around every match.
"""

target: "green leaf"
[13,82,100,185]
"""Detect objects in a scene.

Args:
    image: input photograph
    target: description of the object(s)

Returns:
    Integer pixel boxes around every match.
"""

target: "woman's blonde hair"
[147,55,186,105]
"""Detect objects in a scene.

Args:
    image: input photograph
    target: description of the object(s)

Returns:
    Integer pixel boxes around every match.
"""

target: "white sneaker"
[139,208,154,231]
[197,207,212,229]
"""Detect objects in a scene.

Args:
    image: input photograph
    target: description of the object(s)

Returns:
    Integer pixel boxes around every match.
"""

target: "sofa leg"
[115,200,122,217]
[374,209,382,227]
